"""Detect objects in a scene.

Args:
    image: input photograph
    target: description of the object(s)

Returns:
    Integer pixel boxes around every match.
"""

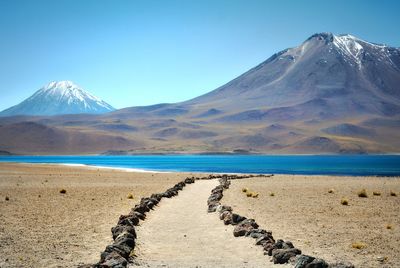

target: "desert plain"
[0,163,399,267]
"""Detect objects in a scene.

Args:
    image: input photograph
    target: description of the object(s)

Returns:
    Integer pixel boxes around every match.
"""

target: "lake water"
[0,155,400,176]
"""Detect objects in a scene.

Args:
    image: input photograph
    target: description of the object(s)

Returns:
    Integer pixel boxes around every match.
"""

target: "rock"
[139,200,152,209]
[306,258,329,268]
[376,256,385,263]
[103,243,131,259]
[267,239,283,256]
[150,193,163,201]
[272,248,302,264]
[218,177,231,189]
[255,234,275,245]
[262,241,275,254]
[220,210,233,224]
[294,255,315,268]
[131,211,145,220]
[117,215,139,227]
[245,229,271,239]
[208,202,220,213]
[111,225,136,240]
[98,251,127,268]
[216,205,232,214]
[267,240,295,255]
[173,182,185,191]
[218,210,243,224]
[231,213,247,225]
[163,189,178,198]
[328,261,355,268]
[211,185,224,194]
[139,197,158,209]
[114,231,135,250]
[184,178,195,184]
[133,204,149,214]
[283,241,295,249]
[233,219,259,237]
[208,192,223,203]
[147,201,156,209]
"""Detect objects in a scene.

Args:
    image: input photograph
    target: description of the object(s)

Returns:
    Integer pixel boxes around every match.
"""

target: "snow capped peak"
[2,80,116,116]
[38,80,103,104]
[45,80,77,90]
[304,33,396,69]
[332,34,364,67]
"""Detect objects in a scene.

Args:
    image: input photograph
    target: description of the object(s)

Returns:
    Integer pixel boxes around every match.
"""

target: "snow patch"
[333,35,364,68]
[36,81,115,112]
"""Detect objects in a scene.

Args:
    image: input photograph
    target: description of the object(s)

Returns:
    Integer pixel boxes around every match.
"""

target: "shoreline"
[0,160,400,177]
[2,152,400,156]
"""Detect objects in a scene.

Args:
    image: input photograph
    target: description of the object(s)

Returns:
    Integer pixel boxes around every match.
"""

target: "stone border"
[207,175,355,268]
[84,174,243,268]
[81,176,197,268]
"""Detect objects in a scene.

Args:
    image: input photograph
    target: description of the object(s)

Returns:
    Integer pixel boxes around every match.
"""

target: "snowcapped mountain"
[0,81,115,116]
[186,32,400,119]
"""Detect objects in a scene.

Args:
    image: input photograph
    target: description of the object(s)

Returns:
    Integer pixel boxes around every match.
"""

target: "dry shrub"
[328,189,334,193]
[5,196,9,201]
[341,198,349,205]
[357,189,368,198]
[351,242,367,249]
[386,224,393,230]
[373,191,381,196]
[59,189,67,194]
[270,192,275,197]
[127,193,134,199]
[246,192,253,197]
[390,191,397,197]
[242,188,248,193]
[252,193,259,198]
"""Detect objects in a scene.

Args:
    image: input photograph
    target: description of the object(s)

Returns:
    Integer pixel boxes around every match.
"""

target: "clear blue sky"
[0,0,399,110]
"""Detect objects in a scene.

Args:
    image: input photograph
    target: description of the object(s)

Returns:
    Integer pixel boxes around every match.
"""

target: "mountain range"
[0,33,399,155]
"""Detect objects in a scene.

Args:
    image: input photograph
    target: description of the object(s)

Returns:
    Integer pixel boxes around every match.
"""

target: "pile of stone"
[89,177,196,268]
[208,176,354,268]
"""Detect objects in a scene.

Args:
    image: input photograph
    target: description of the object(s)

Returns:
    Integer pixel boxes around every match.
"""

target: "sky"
[0,0,399,111]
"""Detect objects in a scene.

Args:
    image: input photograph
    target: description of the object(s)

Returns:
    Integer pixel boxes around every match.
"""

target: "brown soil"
[0,163,187,267]
[222,175,400,268]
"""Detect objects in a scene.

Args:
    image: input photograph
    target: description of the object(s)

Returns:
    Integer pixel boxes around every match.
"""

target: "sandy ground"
[134,179,284,268]
[1,163,399,268]
[0,163,187,268]
[223,175,400,268]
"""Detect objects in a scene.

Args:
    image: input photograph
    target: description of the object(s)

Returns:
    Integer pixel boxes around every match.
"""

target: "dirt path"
[134,179,284,268]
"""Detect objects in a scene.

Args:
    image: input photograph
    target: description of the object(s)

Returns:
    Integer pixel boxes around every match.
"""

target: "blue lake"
[0,155,400,176]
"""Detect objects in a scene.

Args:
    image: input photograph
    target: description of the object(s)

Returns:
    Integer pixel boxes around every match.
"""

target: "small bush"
[357,189,368,198]
[252,193,259,198]
[127,193,134,199]
[5,196,9,201]
[246,192,253,197]
[270,192,275,197]
[390,191,397,197]
[351,242,366,249]
[242,188,248,193]
[373,191,381,196]
[341,198,349,205]
[328,189,334,193]
[59,189,67,194]
[386,224,393,230]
